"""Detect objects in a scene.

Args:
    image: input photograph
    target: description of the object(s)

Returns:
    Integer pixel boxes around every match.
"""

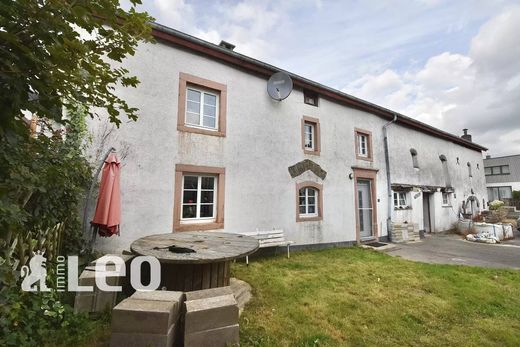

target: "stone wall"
[391,222,420,243]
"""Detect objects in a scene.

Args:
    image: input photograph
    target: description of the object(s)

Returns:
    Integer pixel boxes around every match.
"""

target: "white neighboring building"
[484,154,520,201]
[87,24,488,253]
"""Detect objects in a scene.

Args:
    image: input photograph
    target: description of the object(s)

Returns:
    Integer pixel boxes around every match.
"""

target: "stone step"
[184,294,238,334]
[184,324,239,347]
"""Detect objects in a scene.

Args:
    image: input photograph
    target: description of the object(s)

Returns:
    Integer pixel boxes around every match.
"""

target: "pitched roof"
[151,22,487,152]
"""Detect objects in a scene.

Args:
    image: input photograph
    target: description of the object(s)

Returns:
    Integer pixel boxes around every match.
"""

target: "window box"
[177,73,227,137]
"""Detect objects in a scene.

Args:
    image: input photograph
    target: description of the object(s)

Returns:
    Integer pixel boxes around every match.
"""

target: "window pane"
[299,196,305,205]
[182,205,197,218]
[187,89,201,102]
[299,206,306,214]
[308,205,316,214]
[308,188,316,196]
[201,177,214,189]
[200,204,214,217]
[299,188,305,196]
[203,105,216,117]
[201,191,214,203]
[186,112,200,125]
[499,187,512,199]
[202,116,216,128]
[187,100,200,114]
[484,167,492,175]
[183,191,197,204]
[492,167,501,175]
[184,176,198,189]
[308,196,315,205]
[204,93,217,106]
[502,165,510,174]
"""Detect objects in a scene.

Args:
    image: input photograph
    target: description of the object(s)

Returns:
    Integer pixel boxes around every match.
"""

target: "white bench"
[241,229,294,265]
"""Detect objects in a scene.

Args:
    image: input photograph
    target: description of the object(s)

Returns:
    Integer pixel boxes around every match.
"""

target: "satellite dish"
[267,71,293,101]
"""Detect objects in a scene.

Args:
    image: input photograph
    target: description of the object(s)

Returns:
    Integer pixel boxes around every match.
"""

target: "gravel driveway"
[384,231,520,270]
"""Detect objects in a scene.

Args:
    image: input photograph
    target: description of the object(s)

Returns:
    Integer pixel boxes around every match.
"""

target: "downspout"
[383,114,398,242]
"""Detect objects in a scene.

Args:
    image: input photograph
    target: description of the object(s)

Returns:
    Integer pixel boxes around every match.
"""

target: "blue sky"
[127,0,520,156]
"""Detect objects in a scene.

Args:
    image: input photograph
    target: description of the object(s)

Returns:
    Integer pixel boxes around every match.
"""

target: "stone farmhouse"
[88,23,488,253]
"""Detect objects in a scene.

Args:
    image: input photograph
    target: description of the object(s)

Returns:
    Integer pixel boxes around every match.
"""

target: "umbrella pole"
[81,147,116,253]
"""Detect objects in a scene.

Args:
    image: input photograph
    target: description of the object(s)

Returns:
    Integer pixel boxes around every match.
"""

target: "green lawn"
[232,247,520,347]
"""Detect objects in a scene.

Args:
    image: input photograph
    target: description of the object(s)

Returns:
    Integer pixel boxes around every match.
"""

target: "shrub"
[489,200,505,210]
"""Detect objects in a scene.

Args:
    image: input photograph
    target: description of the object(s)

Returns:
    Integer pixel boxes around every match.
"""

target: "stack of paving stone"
[391,222,420,243]
[110,290,184,347]
[74,253,134,314]
[184,286,240,347]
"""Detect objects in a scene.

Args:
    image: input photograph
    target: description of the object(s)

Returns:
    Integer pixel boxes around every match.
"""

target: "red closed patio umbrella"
[91,152,121,237]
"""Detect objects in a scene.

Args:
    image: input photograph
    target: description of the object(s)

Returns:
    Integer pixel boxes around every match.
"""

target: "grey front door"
[357,179,373,239]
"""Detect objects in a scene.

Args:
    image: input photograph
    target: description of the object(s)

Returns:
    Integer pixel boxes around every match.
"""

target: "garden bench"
[240,229,294,265]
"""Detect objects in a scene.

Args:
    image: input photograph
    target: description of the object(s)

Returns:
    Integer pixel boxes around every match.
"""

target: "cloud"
[343,6,520,156]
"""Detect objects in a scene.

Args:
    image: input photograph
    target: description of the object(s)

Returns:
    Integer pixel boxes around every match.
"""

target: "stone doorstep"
[184,324,239,347]
[131,290,184,319]
[184,286,233,302]
[112,298,176,335]
[184,294,238,334]
[110,322,176,347]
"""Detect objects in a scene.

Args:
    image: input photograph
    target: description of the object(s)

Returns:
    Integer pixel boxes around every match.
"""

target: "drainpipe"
[383,114,398,242]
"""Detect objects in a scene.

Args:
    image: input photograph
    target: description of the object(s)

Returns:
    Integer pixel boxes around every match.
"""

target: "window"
[467,162,472,177]
[185,87,218,129]
[485,165,510,176]
[303,90,319,106]
[301,116,320,155]
[487,186,512,201]
[174,164,225,231]
[393,191,408,209]
[355,128,372,161]
[181,175,216,220]
[439,155,451,187]
[296,182,323,222]
[178,72,227,137]
[410,148,419,169]
[442,192,451,206]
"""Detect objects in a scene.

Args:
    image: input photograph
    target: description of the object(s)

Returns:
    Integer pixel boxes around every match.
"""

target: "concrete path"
[384,231,520,270]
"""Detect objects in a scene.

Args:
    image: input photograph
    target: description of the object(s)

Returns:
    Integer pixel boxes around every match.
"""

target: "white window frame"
[442,192,451,206]
[304,122,315,150]
[358,133,368,157]
[185,86,219,130]
[181,175,217,223]
[299,187,318,217]
[393,191,408,208]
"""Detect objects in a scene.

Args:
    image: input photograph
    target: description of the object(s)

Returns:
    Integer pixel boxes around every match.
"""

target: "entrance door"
[357,179,373,239]
[422,193,432,233]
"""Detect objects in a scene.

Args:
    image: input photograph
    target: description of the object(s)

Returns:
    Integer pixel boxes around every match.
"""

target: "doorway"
[357,178,374,240]
[422,192,432,233]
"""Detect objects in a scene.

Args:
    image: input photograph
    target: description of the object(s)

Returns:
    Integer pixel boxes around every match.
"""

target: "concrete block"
[110,323,175,347]
[184,294,238,334]
[184,286,233,302]
[112,298,176,334]
[74,293,94,314]
[184,324,239,347]
[131,290,184,318]
[79,268,121,288]
[94,291,117,312]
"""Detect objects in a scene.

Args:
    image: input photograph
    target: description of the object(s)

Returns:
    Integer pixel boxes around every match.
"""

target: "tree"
[0,0,154,134]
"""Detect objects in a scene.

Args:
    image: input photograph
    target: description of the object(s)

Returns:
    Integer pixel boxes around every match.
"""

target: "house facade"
[484,154,520,201]
[87,24,487,253]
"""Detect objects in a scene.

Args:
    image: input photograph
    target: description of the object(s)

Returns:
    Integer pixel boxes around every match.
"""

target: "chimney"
[219,40,235,51]
[461,128,472,142]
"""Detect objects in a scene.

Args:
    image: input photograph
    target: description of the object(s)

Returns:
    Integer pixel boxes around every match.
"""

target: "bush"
[489,200,505,210]
[512,190,520,200]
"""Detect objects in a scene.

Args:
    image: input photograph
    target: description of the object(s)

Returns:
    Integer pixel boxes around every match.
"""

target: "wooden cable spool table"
[130,232,259,292]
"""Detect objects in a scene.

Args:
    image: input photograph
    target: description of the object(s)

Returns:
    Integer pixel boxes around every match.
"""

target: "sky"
[126,0,520,157]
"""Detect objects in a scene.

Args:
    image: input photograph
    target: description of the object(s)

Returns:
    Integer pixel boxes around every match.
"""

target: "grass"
[232,247,520,347]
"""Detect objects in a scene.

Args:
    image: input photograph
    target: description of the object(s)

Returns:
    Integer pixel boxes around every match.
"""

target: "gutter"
[383,114,398,242]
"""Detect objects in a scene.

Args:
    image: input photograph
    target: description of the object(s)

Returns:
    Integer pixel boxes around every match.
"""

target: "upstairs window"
[303,90,319,106]
[393,192,408,208]
[355,129,372,161]
[467,162,472,177]
[439,155,451,187]
[301,116,320,155]
[186,87,219,129]
[442,192,451,206]
[410,148,419,169]
[485,165,510,176]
